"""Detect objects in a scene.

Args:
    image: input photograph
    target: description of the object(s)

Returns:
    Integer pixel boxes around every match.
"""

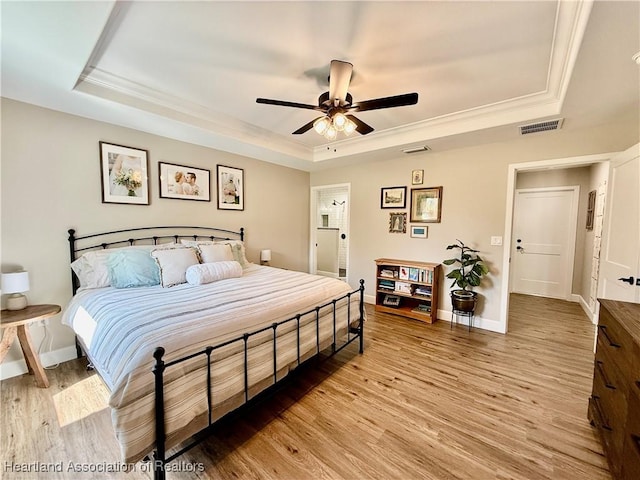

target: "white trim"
[437,309,504,333]
[0,346,77,381]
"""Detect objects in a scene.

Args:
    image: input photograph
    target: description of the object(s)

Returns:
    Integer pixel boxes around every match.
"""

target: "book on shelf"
[380,269,396,278]
[398,267,409,280]
[394,281,413,294]
[411,304,431,314]
[414,286,432,297]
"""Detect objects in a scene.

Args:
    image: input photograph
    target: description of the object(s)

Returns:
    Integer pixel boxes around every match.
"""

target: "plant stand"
[451,309,474,331]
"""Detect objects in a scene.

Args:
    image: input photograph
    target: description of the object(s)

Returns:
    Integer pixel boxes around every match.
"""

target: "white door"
[598,144,640,303]
[511,187,579,299]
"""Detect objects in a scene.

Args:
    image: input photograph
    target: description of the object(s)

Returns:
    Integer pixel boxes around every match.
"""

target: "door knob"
[618,276,635,285]
[516,246,523,251]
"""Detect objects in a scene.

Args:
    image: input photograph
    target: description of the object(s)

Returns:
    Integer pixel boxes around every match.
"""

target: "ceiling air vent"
[402,145,431,154]
[519,118,564,135]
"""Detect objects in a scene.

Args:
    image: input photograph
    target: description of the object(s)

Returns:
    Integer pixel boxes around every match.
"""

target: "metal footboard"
[151,279,365,480]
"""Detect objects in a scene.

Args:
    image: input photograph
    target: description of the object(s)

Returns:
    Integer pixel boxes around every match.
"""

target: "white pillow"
[185,261,243,285]
[151,247,199,287]
[181,239,249,268]
[72,244,175,289]
[197,243,234,263]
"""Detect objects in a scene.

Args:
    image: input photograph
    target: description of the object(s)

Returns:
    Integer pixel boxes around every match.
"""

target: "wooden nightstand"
[0,304,61,388]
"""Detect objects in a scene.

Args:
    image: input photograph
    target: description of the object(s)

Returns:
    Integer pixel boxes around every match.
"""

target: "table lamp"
[1,271,30,310]
[260,249,271,266]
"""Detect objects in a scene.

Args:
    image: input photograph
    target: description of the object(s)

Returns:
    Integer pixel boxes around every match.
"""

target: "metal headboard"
[68,226,245,295]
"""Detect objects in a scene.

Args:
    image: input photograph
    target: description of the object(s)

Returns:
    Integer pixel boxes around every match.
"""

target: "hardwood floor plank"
[1,294,610,479]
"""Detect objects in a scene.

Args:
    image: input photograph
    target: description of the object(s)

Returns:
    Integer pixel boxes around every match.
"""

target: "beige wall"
[311,123,637,330]
[0,98,310,369]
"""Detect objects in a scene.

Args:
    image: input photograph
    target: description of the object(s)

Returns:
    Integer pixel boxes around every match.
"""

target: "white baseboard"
[437,309,505,333]
[0,346,77,381]
[576,294,597,324]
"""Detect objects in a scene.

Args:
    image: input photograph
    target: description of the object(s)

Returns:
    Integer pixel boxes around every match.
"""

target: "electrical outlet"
[491,236,503,246]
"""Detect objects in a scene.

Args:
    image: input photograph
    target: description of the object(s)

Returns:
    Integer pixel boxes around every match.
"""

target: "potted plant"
[443,239,489,313]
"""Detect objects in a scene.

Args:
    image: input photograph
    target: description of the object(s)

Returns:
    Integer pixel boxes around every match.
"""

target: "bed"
[62,226,365,479]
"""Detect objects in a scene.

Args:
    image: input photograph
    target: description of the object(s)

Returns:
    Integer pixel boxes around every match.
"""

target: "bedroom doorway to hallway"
[310,184,350,281]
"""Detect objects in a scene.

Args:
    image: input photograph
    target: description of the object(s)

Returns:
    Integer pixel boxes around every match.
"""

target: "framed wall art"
[412,169,424,185]
[217,165,244,210]
[381,186,407,209]
[100,141,149,205]
[410,186,443,223]
[410,225,428,238]
[159,162,210,201]
[389,212,407,233]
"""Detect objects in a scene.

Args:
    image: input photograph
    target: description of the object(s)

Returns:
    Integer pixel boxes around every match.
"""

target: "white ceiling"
[2,1,638,171]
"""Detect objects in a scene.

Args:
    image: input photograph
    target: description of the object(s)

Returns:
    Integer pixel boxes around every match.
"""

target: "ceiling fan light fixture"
[343,119,357,135]
[313,116,331,135]
[324,124,338,140]
[332,112,348,131]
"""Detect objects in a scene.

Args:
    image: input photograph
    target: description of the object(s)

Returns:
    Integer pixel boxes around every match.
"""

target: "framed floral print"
[100,142,149,205]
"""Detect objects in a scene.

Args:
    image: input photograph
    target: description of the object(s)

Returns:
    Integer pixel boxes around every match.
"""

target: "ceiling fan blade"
[292,118,322,135]
[256,98,321,111]
[351,92,418,112]
[346,115,374,135]
[328,60,353,104]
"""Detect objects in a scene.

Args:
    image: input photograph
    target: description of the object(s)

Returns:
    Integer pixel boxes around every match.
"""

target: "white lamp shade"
[260,249,272,262]
[1,271,30,294]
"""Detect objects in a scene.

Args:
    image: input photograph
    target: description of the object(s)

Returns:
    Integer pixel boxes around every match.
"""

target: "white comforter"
[63,264,362,463]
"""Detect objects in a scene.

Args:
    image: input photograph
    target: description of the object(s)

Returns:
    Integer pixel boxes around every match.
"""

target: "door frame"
[499,152,617,333]
[510,186,580,301]
[309,183,351,279]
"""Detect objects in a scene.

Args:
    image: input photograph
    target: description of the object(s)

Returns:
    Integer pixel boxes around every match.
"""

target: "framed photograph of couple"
[217,165,244,210]
[410,186,443,223]
[158,162,211,201]
[100,142,150,205]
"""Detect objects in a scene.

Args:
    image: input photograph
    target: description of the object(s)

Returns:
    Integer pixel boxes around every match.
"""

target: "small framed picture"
[410,226,428,238]
[389,212,407,234]
[412,169,424,185]
[100,142,149,205]
[217,165,244,210]
[159,162,211,201]
[383,294,401,307]
[410,186,443,223]
[381,186,406,209]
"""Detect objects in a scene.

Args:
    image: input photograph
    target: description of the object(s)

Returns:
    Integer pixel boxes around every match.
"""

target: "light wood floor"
[1,294,610,479]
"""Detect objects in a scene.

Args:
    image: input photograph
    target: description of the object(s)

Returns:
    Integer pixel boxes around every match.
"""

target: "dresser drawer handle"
[596,361,616,389]
[592,395,613,431]
[599,325,621,348]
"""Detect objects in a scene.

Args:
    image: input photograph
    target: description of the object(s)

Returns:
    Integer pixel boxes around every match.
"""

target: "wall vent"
[402,145,431,154]
[519,118,564,135]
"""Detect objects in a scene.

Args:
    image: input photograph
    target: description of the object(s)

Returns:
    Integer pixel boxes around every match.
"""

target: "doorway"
[310,184,350,281]
[510,187,579,300]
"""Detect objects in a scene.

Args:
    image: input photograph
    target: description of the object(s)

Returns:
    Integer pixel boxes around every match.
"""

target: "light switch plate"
[491,236,503,246]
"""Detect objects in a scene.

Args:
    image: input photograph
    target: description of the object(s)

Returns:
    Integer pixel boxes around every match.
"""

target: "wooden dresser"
[588,299,640,479]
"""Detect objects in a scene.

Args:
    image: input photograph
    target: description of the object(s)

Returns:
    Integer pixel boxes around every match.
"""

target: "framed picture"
[381,186,407,209]
[412,169,424,185]
[389,212,407,233]
[217,165,244,210]
[158,162,210,201]
[410,186,443,223]
[410,225,428,238]
[586,189,596,230]
[100,142,149,205]
[382,294,401,307]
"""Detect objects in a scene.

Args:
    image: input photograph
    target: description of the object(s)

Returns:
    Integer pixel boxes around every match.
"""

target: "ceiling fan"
[256,60,418,140]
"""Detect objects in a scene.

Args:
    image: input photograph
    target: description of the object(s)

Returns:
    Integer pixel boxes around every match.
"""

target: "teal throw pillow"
[107,249,161,288]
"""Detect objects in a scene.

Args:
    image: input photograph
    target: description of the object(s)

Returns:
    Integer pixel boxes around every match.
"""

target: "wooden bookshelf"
[375,258,441,324]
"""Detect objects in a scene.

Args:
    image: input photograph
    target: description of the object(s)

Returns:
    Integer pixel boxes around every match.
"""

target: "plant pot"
[450,290,477,313]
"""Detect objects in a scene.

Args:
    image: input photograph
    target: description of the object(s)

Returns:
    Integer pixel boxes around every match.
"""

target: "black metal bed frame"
[67,226,365,480]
